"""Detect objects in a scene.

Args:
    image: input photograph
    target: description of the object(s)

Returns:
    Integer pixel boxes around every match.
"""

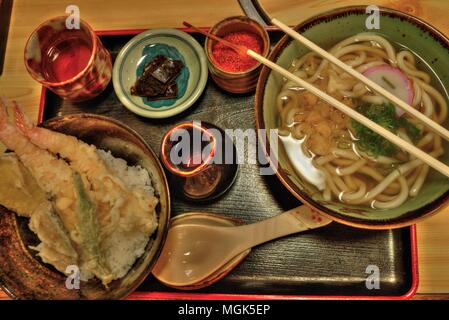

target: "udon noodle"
[277,33,447,209]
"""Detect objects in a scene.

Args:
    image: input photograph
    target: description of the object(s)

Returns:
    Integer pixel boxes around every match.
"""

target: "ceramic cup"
[160,121,238,201]
[205,16,270,94]
[24,16,112,102]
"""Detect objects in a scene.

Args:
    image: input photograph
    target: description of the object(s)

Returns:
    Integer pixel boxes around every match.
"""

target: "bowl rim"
[112,28,208,119]
[254,5,449,229]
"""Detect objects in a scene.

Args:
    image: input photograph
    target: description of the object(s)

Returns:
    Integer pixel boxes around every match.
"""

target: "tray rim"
[36,27,419,300]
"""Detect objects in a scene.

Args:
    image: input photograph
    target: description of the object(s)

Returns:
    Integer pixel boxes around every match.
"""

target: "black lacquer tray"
[38,29,418,299]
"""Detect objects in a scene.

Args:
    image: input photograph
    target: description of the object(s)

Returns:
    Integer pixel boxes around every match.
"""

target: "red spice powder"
[211,31,263,72]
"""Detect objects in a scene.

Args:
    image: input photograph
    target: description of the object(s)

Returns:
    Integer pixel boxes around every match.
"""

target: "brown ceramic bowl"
[205,15,270,93]
[255,6,449,229]
[0,114,170,299]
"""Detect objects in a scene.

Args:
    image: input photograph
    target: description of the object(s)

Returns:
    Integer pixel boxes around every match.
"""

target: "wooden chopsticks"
[246,50,449,178]
[183,21,247,55]
[182,19,449,178]
[270,18,449,143]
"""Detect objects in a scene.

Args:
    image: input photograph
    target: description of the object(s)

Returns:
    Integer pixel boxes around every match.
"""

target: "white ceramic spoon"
[152,206,332,287]
[153,212,251,290]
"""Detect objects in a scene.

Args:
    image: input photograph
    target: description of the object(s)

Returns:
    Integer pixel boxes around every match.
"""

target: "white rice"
[96,149,158,280]
[97,149,155,195]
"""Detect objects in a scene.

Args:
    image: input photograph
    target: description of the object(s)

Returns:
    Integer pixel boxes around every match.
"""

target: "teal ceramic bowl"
[255,6,449,229]
[113,29,208,119]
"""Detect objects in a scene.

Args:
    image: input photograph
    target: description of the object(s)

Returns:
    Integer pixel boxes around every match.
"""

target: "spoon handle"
[232,206,332,250]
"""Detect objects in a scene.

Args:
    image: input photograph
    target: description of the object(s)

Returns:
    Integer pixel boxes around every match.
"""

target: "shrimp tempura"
[0,99,113,286]
[14,106,158,237]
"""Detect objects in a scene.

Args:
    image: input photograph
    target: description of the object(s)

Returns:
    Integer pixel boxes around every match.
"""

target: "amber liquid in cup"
[41,35,92,83]
[25,16,112,101]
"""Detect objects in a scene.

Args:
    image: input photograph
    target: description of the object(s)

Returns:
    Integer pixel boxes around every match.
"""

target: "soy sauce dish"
[255,6,449,229]
[113,29,208,119]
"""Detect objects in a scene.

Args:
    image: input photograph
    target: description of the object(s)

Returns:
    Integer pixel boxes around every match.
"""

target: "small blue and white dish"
[113,29,208,118]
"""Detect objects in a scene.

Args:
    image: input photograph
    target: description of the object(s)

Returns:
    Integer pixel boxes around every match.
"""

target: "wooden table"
[0,0,448,299]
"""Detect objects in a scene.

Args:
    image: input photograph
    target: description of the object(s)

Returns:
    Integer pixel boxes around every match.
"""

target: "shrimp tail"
[13,102,34,136]
[0,97,10,130]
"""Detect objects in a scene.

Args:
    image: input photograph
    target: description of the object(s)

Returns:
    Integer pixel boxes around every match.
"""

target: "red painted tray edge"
[36,27,419,301]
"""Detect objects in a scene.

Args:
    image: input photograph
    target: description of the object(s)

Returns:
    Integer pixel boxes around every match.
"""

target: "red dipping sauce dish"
[205,16,270,94]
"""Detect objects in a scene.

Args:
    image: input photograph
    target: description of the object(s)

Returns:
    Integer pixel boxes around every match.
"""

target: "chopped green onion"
[352,102,421,157]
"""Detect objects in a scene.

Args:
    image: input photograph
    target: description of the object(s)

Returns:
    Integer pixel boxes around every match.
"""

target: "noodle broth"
[260,9,449,224]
